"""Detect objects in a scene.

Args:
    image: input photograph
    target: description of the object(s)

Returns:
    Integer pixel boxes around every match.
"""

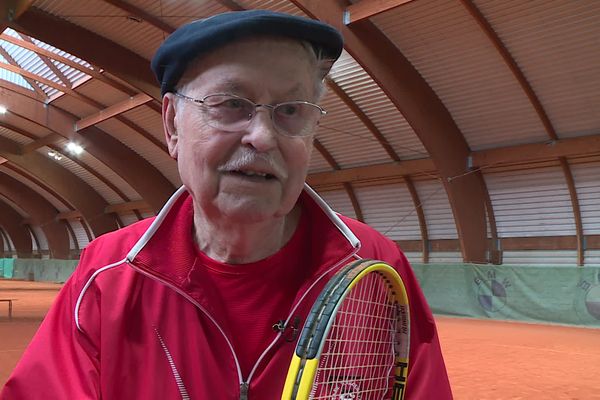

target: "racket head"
[282,259,410,400]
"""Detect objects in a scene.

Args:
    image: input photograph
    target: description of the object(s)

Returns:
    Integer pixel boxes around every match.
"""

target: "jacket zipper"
[127,246,360,399]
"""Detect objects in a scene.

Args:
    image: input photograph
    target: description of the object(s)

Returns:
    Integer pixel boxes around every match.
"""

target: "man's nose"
[240,107,278,151]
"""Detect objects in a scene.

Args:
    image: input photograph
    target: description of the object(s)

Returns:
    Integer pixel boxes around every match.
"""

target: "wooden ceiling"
[0,0,599,265]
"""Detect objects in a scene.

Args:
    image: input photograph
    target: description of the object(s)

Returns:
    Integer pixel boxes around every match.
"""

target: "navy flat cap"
[151,10,344,96]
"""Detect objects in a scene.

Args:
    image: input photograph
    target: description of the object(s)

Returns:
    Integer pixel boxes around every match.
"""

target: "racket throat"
[239,381,249,400]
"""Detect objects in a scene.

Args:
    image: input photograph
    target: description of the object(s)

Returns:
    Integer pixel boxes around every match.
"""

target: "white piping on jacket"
[126,184,361,264]
[154,327,191,400]
[73,183,364,393]
[128,261,245,388]
[74,258,127,332]
[126,185,188,262]
[302,184,361,249]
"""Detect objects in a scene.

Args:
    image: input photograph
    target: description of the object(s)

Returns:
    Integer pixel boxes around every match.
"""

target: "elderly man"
[2,10,452,400]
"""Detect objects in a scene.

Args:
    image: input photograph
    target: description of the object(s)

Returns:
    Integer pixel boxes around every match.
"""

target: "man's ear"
[162,93,179,159]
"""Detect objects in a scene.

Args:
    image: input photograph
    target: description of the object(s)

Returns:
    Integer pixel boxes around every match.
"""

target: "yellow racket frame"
[281,260,410,400]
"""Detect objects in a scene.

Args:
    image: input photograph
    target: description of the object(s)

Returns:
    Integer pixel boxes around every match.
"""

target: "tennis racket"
[281,259,410,400]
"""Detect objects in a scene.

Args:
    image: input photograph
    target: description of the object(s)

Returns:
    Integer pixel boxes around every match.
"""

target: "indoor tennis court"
[1,1,599,399]
[1,278,599,399]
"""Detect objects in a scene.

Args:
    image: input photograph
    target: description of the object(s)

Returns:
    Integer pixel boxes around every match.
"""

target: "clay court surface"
[1,278,599,399]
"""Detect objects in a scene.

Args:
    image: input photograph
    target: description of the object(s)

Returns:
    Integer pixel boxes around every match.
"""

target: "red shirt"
[194,215,309,377]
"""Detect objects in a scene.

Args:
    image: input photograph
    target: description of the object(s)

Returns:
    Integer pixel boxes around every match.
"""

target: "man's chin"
[217,201,281,223]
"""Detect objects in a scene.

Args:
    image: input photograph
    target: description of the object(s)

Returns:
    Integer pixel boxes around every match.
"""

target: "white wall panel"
[67,224,75,250]
[316,90,390,169]
[485,167,576,237]
[355,183,421,241]
[31,225,48,251]
[0,228,14,252]
[372,0,546,150]
[119,213,139,227]
[29,229,38,251]
[308,148,333,173]
[68,219,90,249]
[585,250,600,267]
[403,252,423,265]
[329,51,427,160]
[571,162,600,235]
[475,0,600,138]
[429,252,463,264]
[415,180,457,239]
[503,250,577,266]
[316,188,357,220]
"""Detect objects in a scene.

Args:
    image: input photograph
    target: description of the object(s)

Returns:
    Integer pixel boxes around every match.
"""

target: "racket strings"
[310,273,399,399]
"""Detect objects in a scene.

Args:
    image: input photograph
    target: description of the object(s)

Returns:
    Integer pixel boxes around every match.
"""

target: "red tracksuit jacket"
[1,186,452,399]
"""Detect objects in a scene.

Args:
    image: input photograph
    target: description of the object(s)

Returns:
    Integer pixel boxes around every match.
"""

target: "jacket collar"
[126,184,361,288]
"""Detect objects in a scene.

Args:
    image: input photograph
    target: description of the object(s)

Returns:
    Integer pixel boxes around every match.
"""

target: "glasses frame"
[173,92,326,137]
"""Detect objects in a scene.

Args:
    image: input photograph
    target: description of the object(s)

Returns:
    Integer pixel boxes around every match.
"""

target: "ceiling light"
[66,142,84,155]
[0,106,7,114]
[47,150,62,161]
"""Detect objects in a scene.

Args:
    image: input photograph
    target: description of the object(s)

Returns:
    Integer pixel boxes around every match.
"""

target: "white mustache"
[218,150,287,179]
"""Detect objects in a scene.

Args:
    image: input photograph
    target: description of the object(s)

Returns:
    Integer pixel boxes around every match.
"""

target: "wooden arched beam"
[327,79,430,261]
[460,0,584,265]
[102,0,176,34]
[291,0,488,262]
[1,119,136,213]
[0,32,139,97]
[313,139,364,222]
[10,7,161,100]
[0,136,117,236]
[0,227,4,257]
[0,87,175,212]
[0,173,69,259]
[0,200,32,257]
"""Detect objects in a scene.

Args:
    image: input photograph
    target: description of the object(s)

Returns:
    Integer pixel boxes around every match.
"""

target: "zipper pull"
[240,382,249,400]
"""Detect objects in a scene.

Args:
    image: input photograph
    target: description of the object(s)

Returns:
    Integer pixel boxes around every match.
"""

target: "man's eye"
[221,99,246,109]
[278,104,300,116]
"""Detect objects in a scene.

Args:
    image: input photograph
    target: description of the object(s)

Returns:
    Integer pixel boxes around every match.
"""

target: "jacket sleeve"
[1,251,100,400]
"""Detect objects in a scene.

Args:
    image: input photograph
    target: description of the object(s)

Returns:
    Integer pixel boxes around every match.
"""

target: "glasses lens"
[202,95,254,132]
[273,102,323,137]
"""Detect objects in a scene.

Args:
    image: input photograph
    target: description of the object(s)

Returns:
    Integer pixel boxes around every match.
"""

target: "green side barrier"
[11,259,78,283]
[0,258,14,278]
[411,263,600,328]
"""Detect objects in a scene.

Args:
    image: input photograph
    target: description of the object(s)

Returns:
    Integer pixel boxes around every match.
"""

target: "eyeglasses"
[174,92,326,137]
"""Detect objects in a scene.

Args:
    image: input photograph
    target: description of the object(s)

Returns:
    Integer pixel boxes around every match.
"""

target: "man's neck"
[193,205,301,264]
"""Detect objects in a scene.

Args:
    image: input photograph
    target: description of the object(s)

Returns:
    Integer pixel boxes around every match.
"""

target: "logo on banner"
[474,269,511,313]
[575,271,600,322]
